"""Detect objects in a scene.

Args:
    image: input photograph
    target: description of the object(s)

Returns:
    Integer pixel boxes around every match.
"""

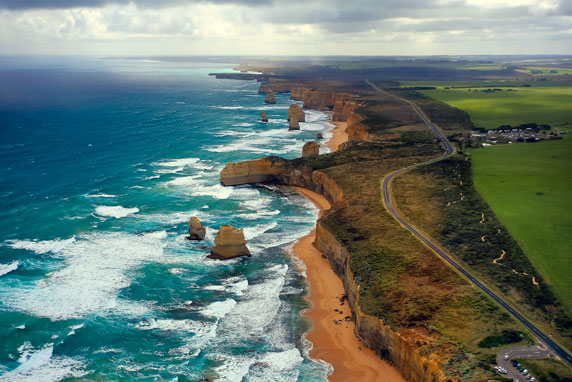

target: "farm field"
[469,126,572,315]
[415,85,572,129]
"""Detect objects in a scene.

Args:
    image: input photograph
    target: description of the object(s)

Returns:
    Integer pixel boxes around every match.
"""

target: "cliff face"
[290,87,310,101]
[220,158,284,186]
[347,108,372,142]
[315,223,447,382]
[333,100,359,122]
[302,91,354,110]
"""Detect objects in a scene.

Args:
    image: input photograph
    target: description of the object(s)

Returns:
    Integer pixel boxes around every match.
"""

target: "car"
[513,361,519,367]
[523,369,528,375]
[530,377,535,381]
[504,354,510,360]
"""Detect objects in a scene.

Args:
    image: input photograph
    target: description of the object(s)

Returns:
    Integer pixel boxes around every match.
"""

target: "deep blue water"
[0,56,333,381]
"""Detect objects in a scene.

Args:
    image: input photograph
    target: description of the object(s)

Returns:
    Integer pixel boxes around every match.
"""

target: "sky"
[0,0,571,55]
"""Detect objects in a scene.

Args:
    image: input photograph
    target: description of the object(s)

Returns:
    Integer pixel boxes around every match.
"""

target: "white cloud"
[0,0,570,55]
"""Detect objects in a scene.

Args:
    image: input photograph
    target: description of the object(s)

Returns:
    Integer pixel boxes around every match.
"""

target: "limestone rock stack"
[261,111,268,122]
[287,104,305,122]
[302,142,320,157]
[188,216,206,240]
[208,225,251,260]
[317,132,324,140]
[289,117,300,131]
[264,90,276,104]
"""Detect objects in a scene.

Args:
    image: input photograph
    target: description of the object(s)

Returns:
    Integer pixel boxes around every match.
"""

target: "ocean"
[0,56,332,381]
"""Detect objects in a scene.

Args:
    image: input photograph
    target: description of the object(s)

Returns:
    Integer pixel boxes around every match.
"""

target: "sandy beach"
[290,121,405,382]
[327,122,348,152]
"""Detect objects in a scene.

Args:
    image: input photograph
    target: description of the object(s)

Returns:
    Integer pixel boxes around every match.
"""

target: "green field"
[417,86,572,129]
[469,127,572,314]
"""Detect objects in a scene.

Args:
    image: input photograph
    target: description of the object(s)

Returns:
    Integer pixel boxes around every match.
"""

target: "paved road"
[497,345,553,380]
[365,80,572,368]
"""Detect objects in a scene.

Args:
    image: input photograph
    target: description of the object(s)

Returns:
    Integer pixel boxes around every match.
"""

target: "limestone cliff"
[347,108,372,142]
[303,91,354,110]
[302,141,319,157]
[333,100,358,122]
[258,83,272,93]
[314,223,447,382]
[220,158,284,186]
[209,225,250,260]
[264,90,276,104]
[287,104,305,122]
[290,87,310,101]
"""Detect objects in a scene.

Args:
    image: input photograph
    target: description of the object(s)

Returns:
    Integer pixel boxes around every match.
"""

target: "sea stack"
[289,117,300,131]
[208,225,251,260]
[261,111,268,122]
[287,104,305,122]
[188,216,206,240]
[302,141,320,157]
[264,90,276,104]
[317,132,324,140]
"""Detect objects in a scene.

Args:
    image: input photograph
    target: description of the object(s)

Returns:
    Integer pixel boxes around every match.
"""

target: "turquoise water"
[0,57,332,381]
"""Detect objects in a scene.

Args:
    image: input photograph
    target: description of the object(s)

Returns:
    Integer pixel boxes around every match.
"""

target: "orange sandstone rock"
[188,216,206,240]
[208,225,250,260]
[287,104,305,122]
[264,90,276,104]
[302,141,320,157]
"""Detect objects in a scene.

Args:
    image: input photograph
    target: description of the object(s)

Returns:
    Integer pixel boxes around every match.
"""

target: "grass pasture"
[416,85,572,129]
[469,127,572,315]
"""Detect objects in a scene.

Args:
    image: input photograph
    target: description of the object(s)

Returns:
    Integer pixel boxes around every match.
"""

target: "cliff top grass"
[415,85,572,129]
[469,125,572,317]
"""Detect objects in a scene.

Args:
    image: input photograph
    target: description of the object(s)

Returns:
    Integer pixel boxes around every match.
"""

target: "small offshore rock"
[317,132,324,140]
[261,111,268,122]
[188,216,206,240]
[208,225,251,260]
[264,90,276,104]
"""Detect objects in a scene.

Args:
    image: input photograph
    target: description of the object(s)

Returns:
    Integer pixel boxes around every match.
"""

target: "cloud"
[0,0,270,10]
[0,0,570,55]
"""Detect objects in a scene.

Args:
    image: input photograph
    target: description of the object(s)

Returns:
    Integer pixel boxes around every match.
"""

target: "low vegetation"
[515,358,572,382]
[393,153,572,351]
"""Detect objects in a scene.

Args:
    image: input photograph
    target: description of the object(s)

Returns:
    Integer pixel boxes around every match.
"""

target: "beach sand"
[327,122,348,152]
[290,186,405,382]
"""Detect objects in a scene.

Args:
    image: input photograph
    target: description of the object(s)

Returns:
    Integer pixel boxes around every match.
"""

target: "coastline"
[326,122,348,152]
[290,121,405,382]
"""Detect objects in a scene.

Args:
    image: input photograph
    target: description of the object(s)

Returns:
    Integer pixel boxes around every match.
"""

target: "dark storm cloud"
[0,0,271,10]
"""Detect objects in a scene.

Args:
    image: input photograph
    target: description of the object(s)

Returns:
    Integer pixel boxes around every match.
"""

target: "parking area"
[495,345,553,381]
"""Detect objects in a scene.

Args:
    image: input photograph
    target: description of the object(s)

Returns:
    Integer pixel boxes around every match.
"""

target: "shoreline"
[290,187,405,382]
[290,120,405,382]
[326,121,348,153]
